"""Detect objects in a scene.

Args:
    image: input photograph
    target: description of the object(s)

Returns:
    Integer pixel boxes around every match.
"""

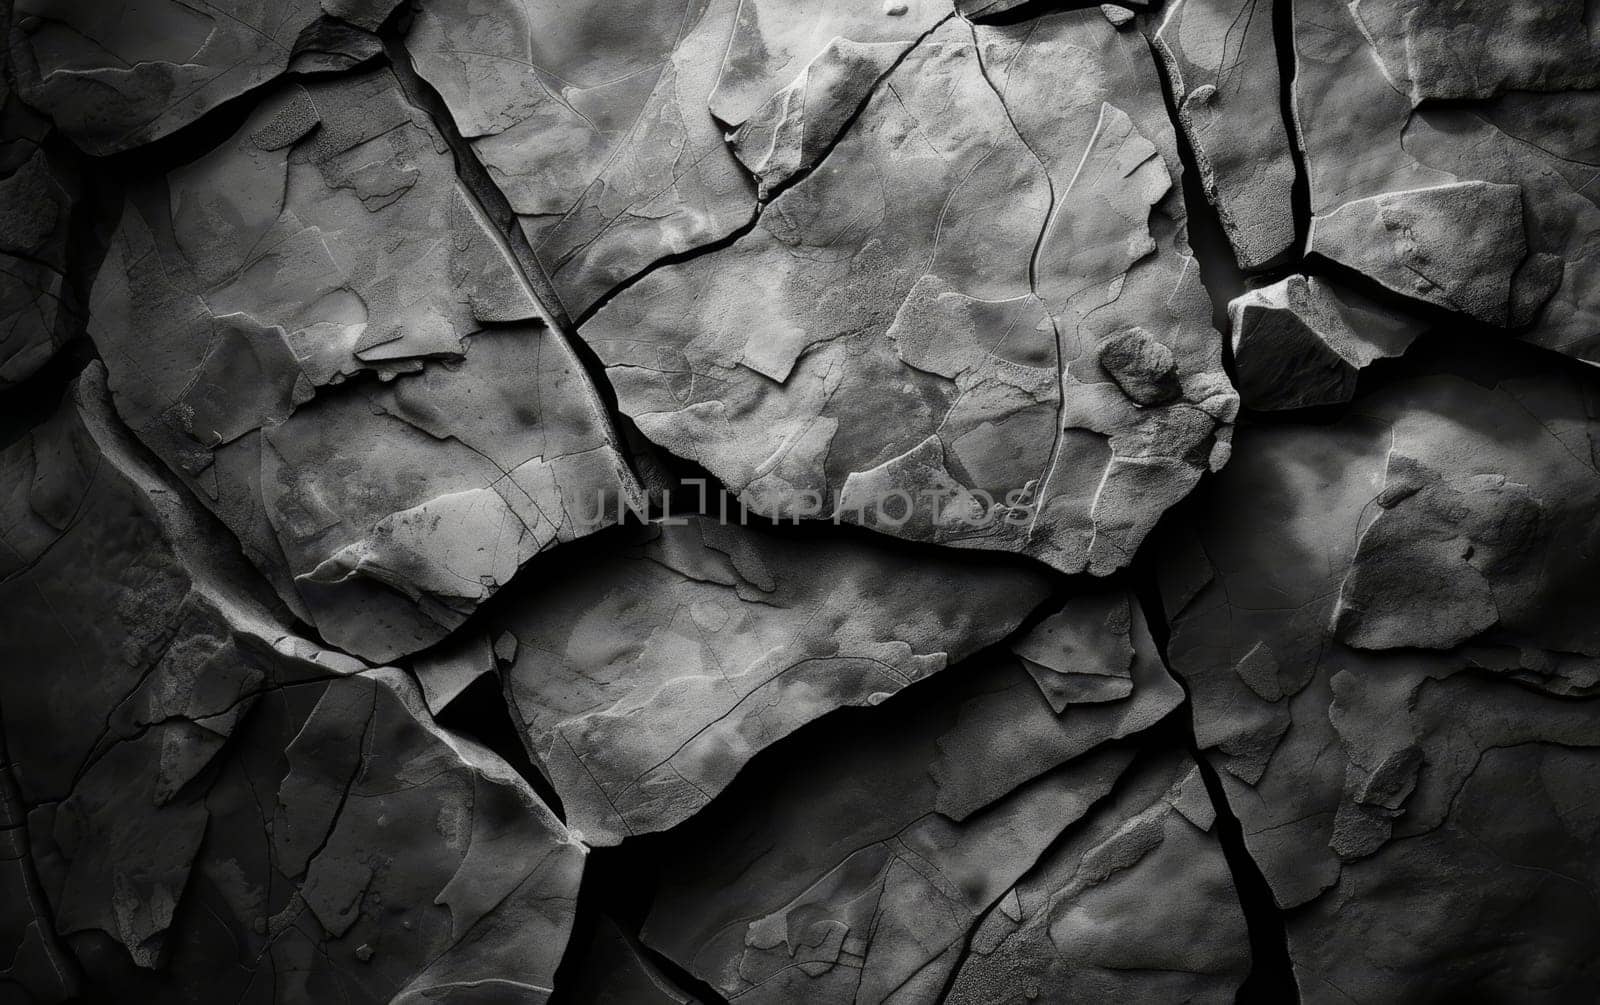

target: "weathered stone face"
[3,0,1599,1001]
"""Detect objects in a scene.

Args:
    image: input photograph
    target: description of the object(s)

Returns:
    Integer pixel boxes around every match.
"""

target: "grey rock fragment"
[409,633,496,716]
[0,386,583,999]
[1332,452,1545,652]
[707,0,951,132]
[0,367,357,980]
[1350,0,1600,104]
[580,12,1235,576]
[1229,275,1424,410]
[930,591,1184,822]
[726,38,904,200]
[404,0,758,318]
[1308,182,1529,326]
[146,669,583,1003]
[494,516,1053,845]
[1158,346,1600,997]
[88,70,639,663]
[639,585,1182,1002]
[1011,592,1137,710]
[1096,327,1180,407]
[1153,0,1298,269]
[1101,5,1136,28]
[8,0,398,155]
[945,751,1249,1003]
[1294,1,1597,360]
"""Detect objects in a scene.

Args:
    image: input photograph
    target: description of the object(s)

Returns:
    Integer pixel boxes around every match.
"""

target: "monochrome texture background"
[1,0,1598,1001]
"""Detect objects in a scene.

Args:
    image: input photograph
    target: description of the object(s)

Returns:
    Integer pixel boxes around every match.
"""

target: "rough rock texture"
[8,0,401,155]
[1160,343,1600,999]
[1,370,581,1002]
[1,368,314,993]
[579,12,1236,576]
[1230,275,1423,411]
[1153,0,1297,270]
[5,0,1600,998]
[491,516,1053,845]
[0,38,77,388]
[641,590,1199,1002]
[1294,0,1598,358]
[88,68,639,663]
[945,750,1249,1003]
[404,0,760,319]
[131,667,583,1004]
[0,142,74,388]
[1307,181,1528,326]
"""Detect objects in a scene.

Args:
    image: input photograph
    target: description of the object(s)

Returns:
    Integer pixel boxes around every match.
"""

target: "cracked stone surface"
[1159,342,1600,1000]
[0,38,76,388]
[2,369,579,1003]
[1294,0,1598,359]
[489,515,1053,845]
[641,588,1187,1002]
[404,0,760,320]
[944,749,1249,1003]
[8,0,402,156]
[579,12,1236,576]
[1153,0,1297,270]
[87,68,638,664]
[1230,274,1423,411]
[134,666,583,1004]
[4,0,1600,999]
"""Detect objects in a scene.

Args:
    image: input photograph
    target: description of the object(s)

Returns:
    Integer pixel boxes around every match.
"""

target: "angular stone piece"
[1350,0,1600,104]
[640,661,1154,1002]
[494,516,1052,845]
[1101,5,1137,28]
[1011,593,1137,710]
[928,593,1183,824]
[579,12,1235,576]
[409,633,496,716]
[945,752,1250,1003]
[131,669,583,1002]
[1294,1,1597,360]
[0,367,360,981]
[1229,275,1424,410]
[1153,0,1298,269]
[638,582,1186,1001]
[727,38,905,200]
[0,142,77,386]
[7,0,397,155]
[404,0,757,319]
[707,0,952,132]
[1159,343,1600,998]
[1308,182,1528,326]
[1331,452,1546,652]
[88,70,639,663]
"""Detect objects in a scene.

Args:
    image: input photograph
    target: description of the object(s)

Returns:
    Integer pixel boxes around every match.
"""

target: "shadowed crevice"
[379,15,660,502]
[1272,0,1313,259]
[1141,23,1247,381]
[1130,515,1300,1005]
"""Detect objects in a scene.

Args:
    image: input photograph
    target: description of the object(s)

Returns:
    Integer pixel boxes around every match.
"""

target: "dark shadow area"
[1272,0,1311,259]
[1131,506,1301,1005]
[549,835,733,1005]
[434,671,566,820]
